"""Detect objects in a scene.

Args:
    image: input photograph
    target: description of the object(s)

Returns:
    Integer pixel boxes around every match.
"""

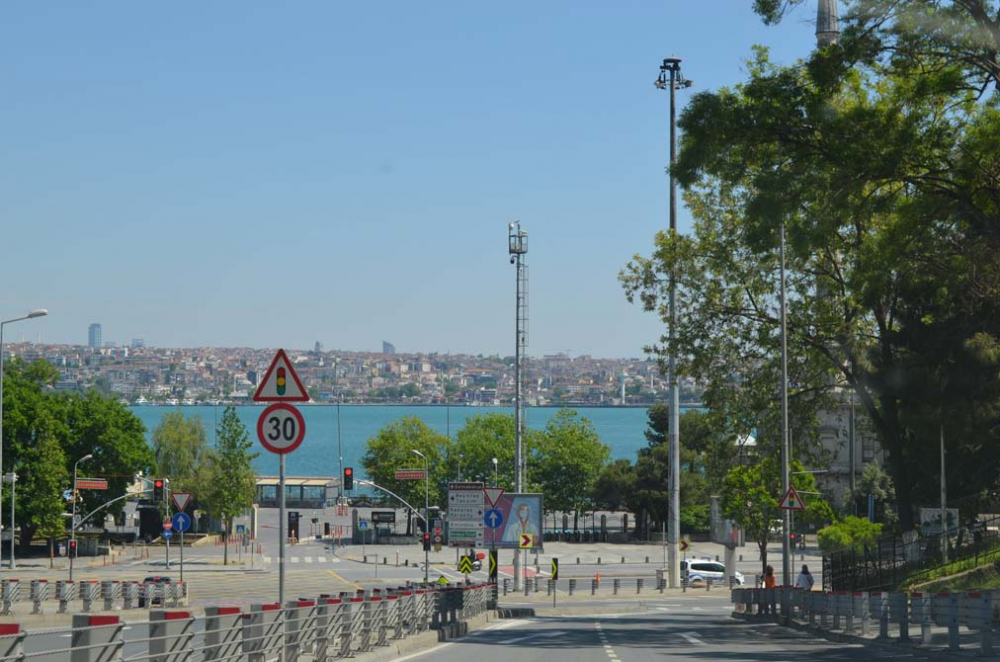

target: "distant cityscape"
[0,323,703,407]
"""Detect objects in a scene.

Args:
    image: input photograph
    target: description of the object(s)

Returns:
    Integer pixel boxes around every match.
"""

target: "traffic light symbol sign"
[277,368,286,396]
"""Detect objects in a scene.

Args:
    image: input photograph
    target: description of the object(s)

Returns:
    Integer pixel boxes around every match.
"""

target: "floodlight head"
[27,309,48,319]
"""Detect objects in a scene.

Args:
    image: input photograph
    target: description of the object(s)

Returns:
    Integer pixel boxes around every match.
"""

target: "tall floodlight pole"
[508,221,528,590]
[0,308,47,569]
[411,449,430,583]
[656,58,691,589]
[779,222,792,586]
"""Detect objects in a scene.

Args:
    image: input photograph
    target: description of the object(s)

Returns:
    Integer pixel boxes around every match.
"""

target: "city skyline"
[1,3,816,356]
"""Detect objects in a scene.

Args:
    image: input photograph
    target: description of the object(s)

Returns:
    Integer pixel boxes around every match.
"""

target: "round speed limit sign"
[256,403,306,454]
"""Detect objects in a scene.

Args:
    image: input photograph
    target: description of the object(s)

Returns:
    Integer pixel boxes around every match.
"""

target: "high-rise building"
[88,323,102,349]
[131,338,145,349]
[382,341,396,355]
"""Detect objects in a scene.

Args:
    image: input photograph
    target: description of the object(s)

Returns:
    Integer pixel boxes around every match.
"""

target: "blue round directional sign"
[484,508,504,529]
[162,529,173,540]
[172,512,191,533]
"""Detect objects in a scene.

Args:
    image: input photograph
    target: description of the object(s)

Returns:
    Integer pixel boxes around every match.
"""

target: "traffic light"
[343,467,354,491]
[153,479,165,501]
[69,540,77,557]
[422,533,431,551]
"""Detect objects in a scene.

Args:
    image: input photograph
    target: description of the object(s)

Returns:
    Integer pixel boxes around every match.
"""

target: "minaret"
[816,0,840,48]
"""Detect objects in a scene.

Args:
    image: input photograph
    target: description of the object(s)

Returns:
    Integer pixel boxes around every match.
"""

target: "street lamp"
[655,57,692,590]
[411,449,430,583]
[492,458,498,487]
[0,308,48,569]
[70,453,93,581]
[458,453,465,481]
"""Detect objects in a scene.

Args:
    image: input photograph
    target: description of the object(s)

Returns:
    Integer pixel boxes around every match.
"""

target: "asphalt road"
[402,607,943,662]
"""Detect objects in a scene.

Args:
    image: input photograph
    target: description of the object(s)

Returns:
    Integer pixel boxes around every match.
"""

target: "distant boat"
[134,395,148,405]
[117,398,130,406]
[181,399,195,406]
[166,398,180,406]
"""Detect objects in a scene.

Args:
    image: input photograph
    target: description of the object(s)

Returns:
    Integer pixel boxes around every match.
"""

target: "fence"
[0,582,491,662]
[823,513,1000,591]
[732,586,994,656]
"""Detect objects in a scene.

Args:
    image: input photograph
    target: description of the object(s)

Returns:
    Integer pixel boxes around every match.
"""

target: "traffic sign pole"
[279,453,286,607]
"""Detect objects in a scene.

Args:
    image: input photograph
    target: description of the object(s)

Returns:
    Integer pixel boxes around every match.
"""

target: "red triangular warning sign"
[779,485,806,511]
[253,349,309,402]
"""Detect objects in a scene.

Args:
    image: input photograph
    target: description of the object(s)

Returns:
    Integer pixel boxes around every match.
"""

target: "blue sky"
[1,2,818,357]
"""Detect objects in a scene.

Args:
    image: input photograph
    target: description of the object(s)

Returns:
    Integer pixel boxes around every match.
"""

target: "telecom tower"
[508,221,528,589]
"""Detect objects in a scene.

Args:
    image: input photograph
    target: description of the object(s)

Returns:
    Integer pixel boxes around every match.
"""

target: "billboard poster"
[484,493,543,550]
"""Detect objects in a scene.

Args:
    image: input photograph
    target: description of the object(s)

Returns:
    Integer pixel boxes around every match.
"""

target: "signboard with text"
[447,482,484,548]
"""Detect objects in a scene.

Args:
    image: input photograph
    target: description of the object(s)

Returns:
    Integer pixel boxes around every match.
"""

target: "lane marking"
[391,619,527,662]
[325,568,362,591]
[498,630,567,645]
[679,632,706,646]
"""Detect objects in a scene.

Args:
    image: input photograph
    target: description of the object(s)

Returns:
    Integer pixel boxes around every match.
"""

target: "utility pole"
[779,222,791,587]
[509,222,528,590]
[655,57,692,589]
[941,425,947,564]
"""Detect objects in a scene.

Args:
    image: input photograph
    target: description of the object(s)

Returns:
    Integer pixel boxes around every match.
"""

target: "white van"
[681,559,745,585]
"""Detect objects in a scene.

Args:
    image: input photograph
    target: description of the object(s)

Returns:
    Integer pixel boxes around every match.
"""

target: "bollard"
[81,580,100,613]
[910,593,933,646]
[852,592,869,636]
[621,556,625,564]
[0,624,24,662]
[636,578,643,594]
[122,582,139,611]
[963,592,994,657]
[931,592,960,652]
[682,576,688,593]
[30,579,48,615]
[204,607,242,662]
[658,577,666,593]
[101,581,121,612]
[71,615,123,662]
[242,604,282,662]
[613,578,620,595]
[149,610,195,662]
[547,579,554,597]
[568,579,576,596]
[57,580,77,614]
[0,580,20,617]
[284,600,317,661]
[706,577,712,592]
[597,557,601,565]
[591,579,598,595]
[819,592,831,630]
[888,592,909,643]
[869,592,888,639]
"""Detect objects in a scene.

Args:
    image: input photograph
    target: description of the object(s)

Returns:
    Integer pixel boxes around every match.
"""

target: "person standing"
[795,564,815,590]
[763,564,776,588]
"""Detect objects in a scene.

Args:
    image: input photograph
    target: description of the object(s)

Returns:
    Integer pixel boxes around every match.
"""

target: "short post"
[568,579,576,596]
[613,578,620,595]
[888,592,909,643]
[149,610,194,662]
[29,579,48,615]
[70,615,124,662]
[203,607,242,662]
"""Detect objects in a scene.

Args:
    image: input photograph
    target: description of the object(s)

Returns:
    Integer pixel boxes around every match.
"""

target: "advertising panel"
[484,493,543,550]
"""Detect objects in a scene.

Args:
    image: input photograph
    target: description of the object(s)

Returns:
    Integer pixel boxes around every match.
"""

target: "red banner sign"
[77,479,108,490]
[394,469,426,480]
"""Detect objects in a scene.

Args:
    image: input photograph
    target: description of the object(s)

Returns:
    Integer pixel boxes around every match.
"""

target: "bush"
[817,516,883,553]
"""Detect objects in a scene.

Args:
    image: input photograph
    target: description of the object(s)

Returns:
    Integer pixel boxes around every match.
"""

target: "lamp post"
[655,57,692,589]
[70,453,94,581]
[0,308,47,570]
[4,472,16,569]
[458,453,465,481]
[411,449,430,583]
[492,458,498,487]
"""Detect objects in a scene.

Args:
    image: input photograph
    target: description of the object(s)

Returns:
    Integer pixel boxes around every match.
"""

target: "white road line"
[304,557,313,564]
[290,557,300,564]
[498,630,567,645]
[679,632,706,646]
[391,619,528,662]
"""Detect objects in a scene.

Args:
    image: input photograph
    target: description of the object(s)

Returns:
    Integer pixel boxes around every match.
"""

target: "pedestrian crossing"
[260,555,342,565]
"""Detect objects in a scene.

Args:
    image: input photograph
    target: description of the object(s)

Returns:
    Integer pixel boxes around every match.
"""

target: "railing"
[732,586,995,656]
[823,514,1000,591]
[0,583,492,662]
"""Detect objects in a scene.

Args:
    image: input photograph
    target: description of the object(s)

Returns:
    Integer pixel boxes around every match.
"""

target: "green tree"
[529,409,610,529]
[592,459,636,512]
[204,406,259,564]
[361,417,449,535]
[719,456,834,573]
[817,516,883,554]
[451,413,517,489]
[19,426,67,564]
[150,410,215,498]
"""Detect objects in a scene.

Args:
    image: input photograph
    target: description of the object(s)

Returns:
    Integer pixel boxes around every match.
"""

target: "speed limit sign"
[257,403,306,454]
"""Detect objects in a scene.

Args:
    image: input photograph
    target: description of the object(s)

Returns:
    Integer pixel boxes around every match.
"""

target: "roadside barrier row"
[1,579,187,616]
[0,582,492,662]
[500,576,679,597]
[732,587,994,656]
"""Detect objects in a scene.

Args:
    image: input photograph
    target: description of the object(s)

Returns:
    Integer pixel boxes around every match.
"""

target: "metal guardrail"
[732,586,995,656]
[0,583,491,662]
[0,579,186,617]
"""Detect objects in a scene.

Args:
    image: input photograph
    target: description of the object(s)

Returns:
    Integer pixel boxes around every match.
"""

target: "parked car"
[681,560,745,586]
[138,576,172,607]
